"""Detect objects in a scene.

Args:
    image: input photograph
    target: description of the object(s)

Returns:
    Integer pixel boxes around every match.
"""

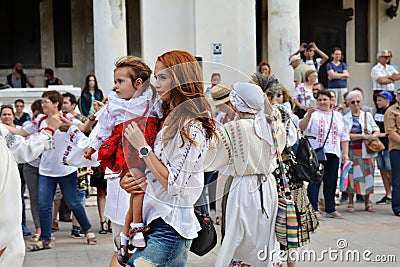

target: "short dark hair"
[31,99,43,114]
[211,73,221,79]
[44,68,54,76]
[14,99,24,105]
[63,92,77,105]
[42,90,63,110]
[1,104,15,116]
[317,89,333,99]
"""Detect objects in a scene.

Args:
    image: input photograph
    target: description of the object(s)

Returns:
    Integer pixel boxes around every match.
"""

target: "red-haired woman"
[121,50,215,266]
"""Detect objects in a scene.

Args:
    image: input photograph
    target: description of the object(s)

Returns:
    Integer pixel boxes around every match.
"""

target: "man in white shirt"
[371,50,400,104]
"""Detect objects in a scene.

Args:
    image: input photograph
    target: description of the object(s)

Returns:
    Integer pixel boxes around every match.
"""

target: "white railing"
[0,86,81,114]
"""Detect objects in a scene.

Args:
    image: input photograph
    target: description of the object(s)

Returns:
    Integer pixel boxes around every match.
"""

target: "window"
[355,0,369,62]
[53,0,73,67]
[126,0,141,57]
[0,0,41,68]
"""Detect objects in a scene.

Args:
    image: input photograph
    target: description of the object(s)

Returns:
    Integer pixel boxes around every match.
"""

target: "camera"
[304,43,312,49]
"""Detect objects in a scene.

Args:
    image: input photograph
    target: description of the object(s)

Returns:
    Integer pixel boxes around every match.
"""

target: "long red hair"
[157,50,215,144]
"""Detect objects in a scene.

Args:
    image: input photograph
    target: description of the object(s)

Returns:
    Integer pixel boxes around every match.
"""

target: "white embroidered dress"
[205,118,285,267]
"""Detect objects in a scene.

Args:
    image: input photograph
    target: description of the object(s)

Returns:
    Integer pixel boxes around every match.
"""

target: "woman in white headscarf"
[205,82,286,267]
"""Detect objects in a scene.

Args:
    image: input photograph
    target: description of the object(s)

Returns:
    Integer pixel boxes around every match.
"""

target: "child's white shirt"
[89,88,154,151]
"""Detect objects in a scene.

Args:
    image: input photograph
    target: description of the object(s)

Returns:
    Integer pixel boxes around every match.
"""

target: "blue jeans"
[78,190,86,207]
[307,153,340,213]
[390,150,400,214]
[127,218,192,267]
[38,172,92,242]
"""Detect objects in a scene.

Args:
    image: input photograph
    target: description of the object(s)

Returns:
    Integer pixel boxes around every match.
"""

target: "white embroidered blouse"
[142,121,208,239]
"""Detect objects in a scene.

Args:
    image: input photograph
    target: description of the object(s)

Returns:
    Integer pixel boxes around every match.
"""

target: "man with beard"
[6,62,34,88]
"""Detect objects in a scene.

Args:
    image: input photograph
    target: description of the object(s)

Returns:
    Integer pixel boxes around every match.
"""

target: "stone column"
[93,0,127,95]
[268,0,300,93]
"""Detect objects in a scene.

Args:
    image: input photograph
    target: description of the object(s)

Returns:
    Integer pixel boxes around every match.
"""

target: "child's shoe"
[129,223,150,249]
[114,233,130,266]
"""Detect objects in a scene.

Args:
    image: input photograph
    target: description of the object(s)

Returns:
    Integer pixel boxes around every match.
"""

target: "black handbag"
[190,207,217,256]
[295,134,324,184]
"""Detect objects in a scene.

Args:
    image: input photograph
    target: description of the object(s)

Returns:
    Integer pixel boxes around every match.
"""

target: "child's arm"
[77,168,94,178]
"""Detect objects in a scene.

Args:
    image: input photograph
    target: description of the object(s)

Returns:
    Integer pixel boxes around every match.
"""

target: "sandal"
[28,241,51,252]
[365,204,376,212]
[108,219,112,233]
[114,235,129,266]
[99,221,108,234]
[346,204,355,213]
[30,233,40,242]
[86,232,97,245]
[314,211,325,221]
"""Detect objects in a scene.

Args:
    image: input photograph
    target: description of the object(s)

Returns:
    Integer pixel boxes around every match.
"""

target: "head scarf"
[230,82,273,148]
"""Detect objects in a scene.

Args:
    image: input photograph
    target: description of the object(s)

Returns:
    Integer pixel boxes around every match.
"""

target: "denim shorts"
[376,150,391,170]
[127,218,192,267]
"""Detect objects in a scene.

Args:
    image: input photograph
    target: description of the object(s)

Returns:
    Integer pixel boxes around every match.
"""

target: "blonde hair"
[305,69,317,82]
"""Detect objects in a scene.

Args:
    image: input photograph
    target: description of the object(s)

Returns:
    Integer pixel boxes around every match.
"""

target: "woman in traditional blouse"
[205,82,285,267]
[299,90,349,220]
[121,50,215,267]
[343,90,380,212]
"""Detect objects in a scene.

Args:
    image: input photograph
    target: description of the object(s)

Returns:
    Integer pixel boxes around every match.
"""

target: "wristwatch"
[138,146,152,158]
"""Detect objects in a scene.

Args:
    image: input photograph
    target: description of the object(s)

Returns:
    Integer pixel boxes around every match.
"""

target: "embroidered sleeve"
[204,127,230,172]
[91,105,115,151]
[166,123,207,196]
[8,131,53,164]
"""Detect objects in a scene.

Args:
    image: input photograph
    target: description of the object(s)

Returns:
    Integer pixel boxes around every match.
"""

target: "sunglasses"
[381,56,390,59]
[276,94,282,97]
[350,100,361,104]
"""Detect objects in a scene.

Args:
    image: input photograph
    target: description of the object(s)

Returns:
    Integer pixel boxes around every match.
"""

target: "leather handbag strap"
[363,112,369,135]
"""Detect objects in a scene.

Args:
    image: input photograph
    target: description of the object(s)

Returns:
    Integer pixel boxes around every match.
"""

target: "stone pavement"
[22,194,399,267]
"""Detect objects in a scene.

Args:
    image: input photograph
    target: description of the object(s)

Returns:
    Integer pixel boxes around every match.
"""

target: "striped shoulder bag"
[268,119,300,249]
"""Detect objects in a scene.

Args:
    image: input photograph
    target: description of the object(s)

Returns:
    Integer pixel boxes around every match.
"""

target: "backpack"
[295,133,324,184]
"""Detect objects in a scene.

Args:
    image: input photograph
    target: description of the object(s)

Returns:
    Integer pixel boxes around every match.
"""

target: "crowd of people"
[1,44,400,267]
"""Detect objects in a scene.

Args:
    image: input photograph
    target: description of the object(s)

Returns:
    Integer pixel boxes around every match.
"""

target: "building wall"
[345,0,399,108]
[0,0,94,90]
[1,0,399,107]
[140,0,257,90]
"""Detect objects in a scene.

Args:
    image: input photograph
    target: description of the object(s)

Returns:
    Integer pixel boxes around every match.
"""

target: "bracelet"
[89,114,96,121]
[41,127,55,136]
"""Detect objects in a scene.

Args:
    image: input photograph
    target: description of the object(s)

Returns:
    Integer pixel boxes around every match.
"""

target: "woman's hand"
[46,114,62,130]
[120,170,147,194]
[342,153,349,164]
[93,100,105,113]
[86,168,94,175]
[306,107,316,115]
[124,121,147,150]
[59,116,73,132]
